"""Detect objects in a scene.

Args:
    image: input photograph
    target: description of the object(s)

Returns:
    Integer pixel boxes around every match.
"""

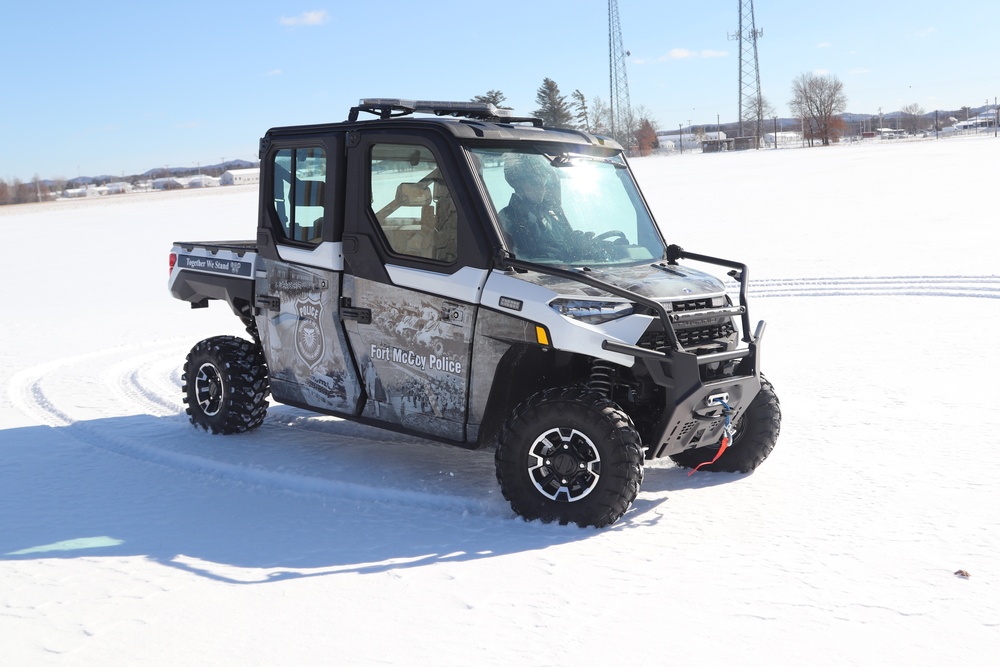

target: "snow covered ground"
[2,135,998,665]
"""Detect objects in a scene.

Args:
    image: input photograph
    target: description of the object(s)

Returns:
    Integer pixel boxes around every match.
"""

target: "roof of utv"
[260,98,623,152]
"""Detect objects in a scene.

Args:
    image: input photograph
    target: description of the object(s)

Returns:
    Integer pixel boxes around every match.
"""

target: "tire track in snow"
[11,275,993,517]
[103,343,190,418]
[8,342,507,518]
[737,275,1000,300]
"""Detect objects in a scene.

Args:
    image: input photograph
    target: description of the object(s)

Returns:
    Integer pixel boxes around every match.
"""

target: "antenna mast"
[608,0,633,150]
[729,0,763,145]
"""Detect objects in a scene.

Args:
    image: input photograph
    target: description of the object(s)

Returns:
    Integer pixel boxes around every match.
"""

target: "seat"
[375,182,432,222]
[430,181,458,261]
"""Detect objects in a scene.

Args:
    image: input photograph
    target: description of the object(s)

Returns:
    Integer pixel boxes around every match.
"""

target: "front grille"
[638,296,736,354]
[672,298,714,312]
[677,322,736,347]
[639,322,736,352]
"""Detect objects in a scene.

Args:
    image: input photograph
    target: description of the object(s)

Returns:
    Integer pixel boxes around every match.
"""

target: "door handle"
[339,297,371,324]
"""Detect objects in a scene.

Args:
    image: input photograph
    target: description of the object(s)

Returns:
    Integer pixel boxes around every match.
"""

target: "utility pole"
[729,0,763,146]
[608,0,633,152]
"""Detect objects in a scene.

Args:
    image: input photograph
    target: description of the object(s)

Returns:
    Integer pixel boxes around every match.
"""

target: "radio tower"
[729,0,763,144]
[608,0,633,150]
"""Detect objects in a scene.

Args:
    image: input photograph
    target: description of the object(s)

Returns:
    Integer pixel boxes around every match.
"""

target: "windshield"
[470,147,665,266]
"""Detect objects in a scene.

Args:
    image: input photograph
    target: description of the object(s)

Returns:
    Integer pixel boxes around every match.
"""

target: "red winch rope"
[688,399,734,477]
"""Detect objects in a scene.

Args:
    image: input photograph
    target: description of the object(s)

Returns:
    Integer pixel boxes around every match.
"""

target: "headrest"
[395,182,432,206]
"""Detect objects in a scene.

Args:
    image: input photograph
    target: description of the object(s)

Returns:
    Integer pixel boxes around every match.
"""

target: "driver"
[497,154,572,257]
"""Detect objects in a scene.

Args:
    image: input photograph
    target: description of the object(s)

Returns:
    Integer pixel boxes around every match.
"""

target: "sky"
[3,0,999,180]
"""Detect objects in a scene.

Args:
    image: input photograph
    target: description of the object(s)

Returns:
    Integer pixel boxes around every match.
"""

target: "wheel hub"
[527,428,601,502]
[195,362,225,417]
[550,450,579,477]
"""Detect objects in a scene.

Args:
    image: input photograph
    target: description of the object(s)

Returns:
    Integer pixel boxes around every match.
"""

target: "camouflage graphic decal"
[255,260,361,415]
[342,276,475,441]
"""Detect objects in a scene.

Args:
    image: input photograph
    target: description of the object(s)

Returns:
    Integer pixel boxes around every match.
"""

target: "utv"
[167,98,780,527]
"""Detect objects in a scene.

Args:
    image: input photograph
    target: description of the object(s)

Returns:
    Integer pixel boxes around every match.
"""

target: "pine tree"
[571,90,590,132]
[471,90,511,109]
[533,78,576,129]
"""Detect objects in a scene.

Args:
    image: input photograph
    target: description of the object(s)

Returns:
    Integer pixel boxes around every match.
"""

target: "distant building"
[947,114,996,132]
[188,175,221,188]
[763,132,802,147]
[63,186,99,198]
[221,168,260,186]
[105,182,133,195]
[655,130,726,152]
[876,128,907,139]
[152,177,185,190]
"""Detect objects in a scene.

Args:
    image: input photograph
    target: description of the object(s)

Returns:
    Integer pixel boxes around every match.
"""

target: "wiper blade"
[544,153,627,168]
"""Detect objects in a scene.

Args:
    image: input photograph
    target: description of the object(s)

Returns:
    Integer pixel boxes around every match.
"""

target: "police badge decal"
[295,296,325,369]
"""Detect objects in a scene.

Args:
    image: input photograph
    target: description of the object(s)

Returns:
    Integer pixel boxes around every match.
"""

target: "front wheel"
[182,336,269,435]
[495,387,644,527]
[669,376,781,473]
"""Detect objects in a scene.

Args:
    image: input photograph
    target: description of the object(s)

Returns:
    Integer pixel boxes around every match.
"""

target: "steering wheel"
[594,230,628,244]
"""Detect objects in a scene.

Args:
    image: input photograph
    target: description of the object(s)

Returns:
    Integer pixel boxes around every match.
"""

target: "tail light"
[169,252,177,276]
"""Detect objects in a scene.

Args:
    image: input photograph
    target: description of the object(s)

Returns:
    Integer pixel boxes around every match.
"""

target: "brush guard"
[499,244,765,460]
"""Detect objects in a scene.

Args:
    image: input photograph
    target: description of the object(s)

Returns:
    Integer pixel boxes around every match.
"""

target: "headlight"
[549,298,635,324]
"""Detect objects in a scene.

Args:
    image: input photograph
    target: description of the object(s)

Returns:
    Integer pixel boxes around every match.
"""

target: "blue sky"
[3,1,998,180]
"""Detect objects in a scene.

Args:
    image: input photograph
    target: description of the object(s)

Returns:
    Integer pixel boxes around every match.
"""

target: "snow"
[3,136,999,665]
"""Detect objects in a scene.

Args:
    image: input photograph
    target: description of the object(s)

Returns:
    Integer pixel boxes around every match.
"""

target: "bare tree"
[789,72,848,146]
[753,94,777,123]
[899,103,925,134]
[589,96,612,136]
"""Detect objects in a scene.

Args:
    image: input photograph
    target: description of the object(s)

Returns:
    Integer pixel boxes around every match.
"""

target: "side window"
[272,147,327,244]
[369,143,457,262]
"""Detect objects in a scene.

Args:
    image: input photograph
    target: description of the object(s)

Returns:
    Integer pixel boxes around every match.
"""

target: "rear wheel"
[669,376,781,473]
[182,336,269,435]
[496,386,644,527]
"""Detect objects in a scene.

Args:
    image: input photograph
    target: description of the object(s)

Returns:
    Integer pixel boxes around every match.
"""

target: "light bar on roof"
[413,100,512,117]
[358,98,513,118]
[359,98,416,109]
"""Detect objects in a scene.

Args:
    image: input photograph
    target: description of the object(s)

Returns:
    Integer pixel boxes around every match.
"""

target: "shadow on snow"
[0,413,746,582]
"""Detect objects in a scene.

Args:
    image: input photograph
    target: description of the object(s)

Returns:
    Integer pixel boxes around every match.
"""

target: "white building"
[188,175,221,188]
[947,114,996,132]
[221,168,260,186]
[105,182,133,195]
[763,131,803,147]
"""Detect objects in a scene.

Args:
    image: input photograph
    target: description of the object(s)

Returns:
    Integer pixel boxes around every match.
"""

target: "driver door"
[341,134,489,441]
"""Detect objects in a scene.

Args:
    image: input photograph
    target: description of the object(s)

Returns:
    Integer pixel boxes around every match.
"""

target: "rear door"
[253,135,363,415]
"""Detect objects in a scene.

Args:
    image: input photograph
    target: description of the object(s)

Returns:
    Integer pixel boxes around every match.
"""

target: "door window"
[369,143,457,262]
[272,147,327,244]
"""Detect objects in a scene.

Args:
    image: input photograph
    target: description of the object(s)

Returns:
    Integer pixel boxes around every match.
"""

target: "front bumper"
[604,320,764,458]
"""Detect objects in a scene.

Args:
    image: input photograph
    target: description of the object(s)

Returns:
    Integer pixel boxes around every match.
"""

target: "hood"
[511,262,728,302]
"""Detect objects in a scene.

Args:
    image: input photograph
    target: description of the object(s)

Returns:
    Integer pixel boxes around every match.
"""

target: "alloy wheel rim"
[527,427,601,502]
[195,363,224,416]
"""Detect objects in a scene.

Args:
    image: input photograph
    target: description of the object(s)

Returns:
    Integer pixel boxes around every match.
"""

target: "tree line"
[0,162,250,206]
[472,80,661,157]
[3,75,990,206]
[0,178,56,206]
